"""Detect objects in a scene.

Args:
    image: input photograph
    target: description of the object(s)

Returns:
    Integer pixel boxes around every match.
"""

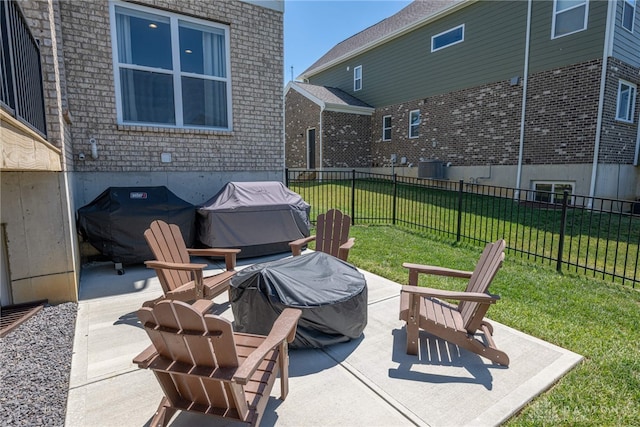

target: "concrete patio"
[65,253,582,427]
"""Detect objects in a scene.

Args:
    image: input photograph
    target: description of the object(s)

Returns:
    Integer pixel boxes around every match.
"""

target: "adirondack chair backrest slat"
[459,240,505,332]
[137,301,244,415]
[315,209,351,258]
[144,220,193,293]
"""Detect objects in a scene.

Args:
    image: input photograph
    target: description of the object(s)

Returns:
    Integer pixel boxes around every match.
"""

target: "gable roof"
[285,81,374,115]
[300,0,465,80]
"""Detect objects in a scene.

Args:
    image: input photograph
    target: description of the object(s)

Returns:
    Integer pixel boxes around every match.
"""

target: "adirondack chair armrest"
[401,285,499,303]
[186,248,240,271]
[339,237,355,251]
[233,308,302,385]
[289,235,317,256]
[403,262,474,279]
[144,260,208,272]
[133,344,158,368]
[337,237,356,261]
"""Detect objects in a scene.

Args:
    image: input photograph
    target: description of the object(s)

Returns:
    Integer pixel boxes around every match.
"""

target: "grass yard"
[290,180,640,286]
[336,224,640,425]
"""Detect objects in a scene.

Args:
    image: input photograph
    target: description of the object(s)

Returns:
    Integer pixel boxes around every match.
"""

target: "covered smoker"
[197,181,310,258]
[77,186,195,269]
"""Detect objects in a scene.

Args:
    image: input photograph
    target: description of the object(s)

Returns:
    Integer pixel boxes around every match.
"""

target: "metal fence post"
[556,190,569,272]
[392,173,397,225]
[351,169,356,225]
[285,168,289,187]
[457,179,464,242]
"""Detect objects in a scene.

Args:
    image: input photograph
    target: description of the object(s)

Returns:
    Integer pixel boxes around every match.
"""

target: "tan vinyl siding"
[309,1,528,107]
[528,0,607,74]
[613,0,640,67]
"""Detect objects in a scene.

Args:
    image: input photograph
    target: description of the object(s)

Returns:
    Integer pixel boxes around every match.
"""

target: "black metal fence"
[286,169,639,288]
[1,0,47,138]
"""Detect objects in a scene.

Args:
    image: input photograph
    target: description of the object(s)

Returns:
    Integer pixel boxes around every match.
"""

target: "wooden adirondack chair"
[144,220,240,303]
[289,209,355,262]
[399,239,509,366]
[134,299,302,426]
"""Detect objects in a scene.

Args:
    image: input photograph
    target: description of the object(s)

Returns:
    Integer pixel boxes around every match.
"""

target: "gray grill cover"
[230,251,368,348]
[197,181,310,258]
[77,186,195,264]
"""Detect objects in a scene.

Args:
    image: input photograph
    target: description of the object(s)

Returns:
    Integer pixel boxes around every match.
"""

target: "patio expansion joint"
[320,346,429,427]
[68,368,140,391]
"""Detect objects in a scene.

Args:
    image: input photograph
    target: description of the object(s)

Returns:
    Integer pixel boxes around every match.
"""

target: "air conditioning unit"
[418,160,444,179]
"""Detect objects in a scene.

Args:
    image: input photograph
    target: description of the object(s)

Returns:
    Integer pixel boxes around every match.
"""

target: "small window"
[623,0,636,32]
[431,24,464,52]
[354,65,362,91]
[409,110,420,138]
[382,116,392,141]
[552,0,588,38]
[533,182,574,205]
[616,80,637,123]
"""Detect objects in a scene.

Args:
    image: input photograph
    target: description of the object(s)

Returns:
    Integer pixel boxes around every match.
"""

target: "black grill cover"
[77,186,195,264]
[230,251,368,348]
[197,181,310,258]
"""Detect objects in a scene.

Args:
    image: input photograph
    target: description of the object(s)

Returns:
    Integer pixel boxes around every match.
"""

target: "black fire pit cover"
[230,251,367,348]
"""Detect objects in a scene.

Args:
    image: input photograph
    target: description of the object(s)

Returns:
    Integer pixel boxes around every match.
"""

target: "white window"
[354,65,362,91]
[616,80,637,123]
[110,2,232,130]
[533,182,574,205]
[382,115,392,141]
[623,0,636,32]
[409,110,420,138]
[431,24,464,52]
[552,0,589,38]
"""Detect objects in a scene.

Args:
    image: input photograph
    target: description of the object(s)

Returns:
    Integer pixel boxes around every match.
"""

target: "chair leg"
[405,294,420,355]
[451,329,510,367]
[278,342,290,400]
[149,397,177,427]
[479,323,509,366]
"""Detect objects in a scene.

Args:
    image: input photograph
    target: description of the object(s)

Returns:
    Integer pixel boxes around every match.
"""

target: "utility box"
[418,160,444,179]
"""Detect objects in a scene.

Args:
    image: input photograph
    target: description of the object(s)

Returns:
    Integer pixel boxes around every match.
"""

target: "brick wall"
[284,89,320,167]
[371,82,522,167]
[523,59,601,165]
[322,111,371,168]
[20,0,74,169]
[53,0,283,173]
[599,57,640,165]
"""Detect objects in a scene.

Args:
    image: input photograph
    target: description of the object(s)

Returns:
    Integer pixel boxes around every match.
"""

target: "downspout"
[589,0,616,206]
[515,0,533,199]
[48,0,79,300]
[319,104,324,180]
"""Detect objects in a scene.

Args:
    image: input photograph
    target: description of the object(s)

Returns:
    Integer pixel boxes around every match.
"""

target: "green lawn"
[290,180,640,286]
[335,224,640,425]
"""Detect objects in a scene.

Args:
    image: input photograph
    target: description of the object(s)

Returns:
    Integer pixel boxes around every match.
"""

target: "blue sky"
[284,0,412,82]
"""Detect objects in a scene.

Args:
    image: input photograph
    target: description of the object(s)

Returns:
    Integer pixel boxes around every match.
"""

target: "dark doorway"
[307,128,316,169]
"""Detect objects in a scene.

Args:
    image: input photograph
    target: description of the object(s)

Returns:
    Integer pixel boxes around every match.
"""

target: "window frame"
[532,181,575,205]
[382,115,392,141]
[431,24,465,53]
[551,0,589,39]
[109,1,233,131]
[353,65,362,92]
[616,79,637,123]
[408,110,420,139]
[622,0,636,32]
